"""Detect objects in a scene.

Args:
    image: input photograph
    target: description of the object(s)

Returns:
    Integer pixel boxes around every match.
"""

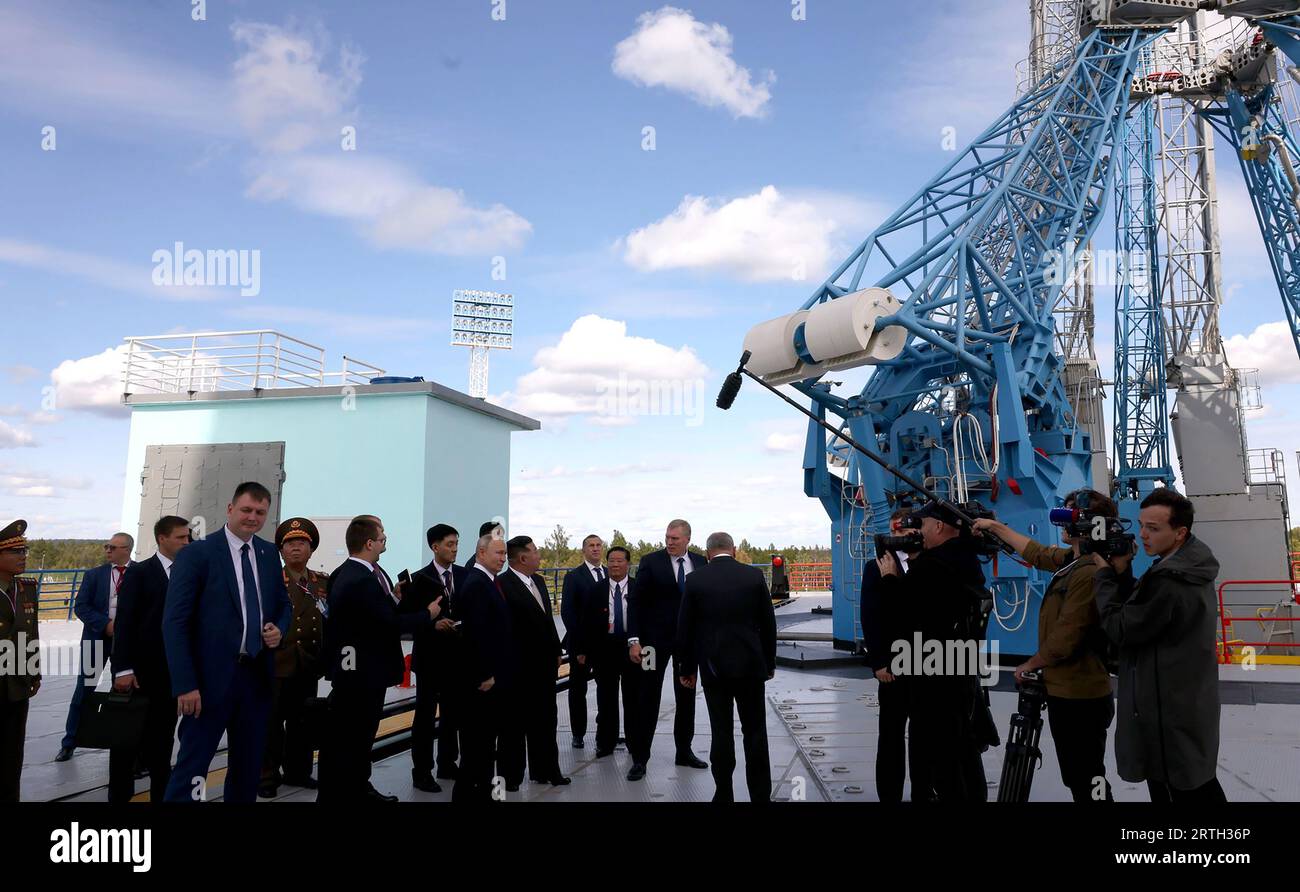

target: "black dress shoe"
[412,774,443,794]
[283,776,318,790]
[54,747,74,763]
[133,767,149,780]
[675,754,708,769]
[257,784,279,799]
[436,765,460,780]
[627,763,646,781]
[366,786,399,802]
[549,775,572,786]
[506,782,521,793]
[595,747,614,758]
[571,737,585,749]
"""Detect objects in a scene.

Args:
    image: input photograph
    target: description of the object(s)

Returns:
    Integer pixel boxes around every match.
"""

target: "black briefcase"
[75,689,151,750]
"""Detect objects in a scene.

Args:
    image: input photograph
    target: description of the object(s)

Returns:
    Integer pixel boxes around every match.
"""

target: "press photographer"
[972,488,1118,803]
[1091,487,1225,803]
[877,500,989,802]
[861,507,928,802]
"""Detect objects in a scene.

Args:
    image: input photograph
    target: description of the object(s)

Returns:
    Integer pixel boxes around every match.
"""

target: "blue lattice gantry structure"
[729,1,1300,657]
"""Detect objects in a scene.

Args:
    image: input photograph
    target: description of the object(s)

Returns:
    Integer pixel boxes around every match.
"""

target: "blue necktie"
[612,583,624,638]
[676,557,686,595]
[240,543,262,657]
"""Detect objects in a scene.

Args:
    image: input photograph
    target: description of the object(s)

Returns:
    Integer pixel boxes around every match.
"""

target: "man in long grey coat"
[1092,488,1225,803]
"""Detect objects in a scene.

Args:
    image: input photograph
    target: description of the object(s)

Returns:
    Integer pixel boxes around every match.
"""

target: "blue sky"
[1,0,1297,547]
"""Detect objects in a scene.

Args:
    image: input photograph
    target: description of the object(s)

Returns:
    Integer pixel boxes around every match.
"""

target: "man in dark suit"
[403,523,469,792]
[57,531,134,761]
[463,521,502,570]
[677,532,777,803]
[161,482,291,803]
[574,546,640,759]
[626,519,708,780]
[108,516,191,803]
[499,536,569,788]
[453,533,515,802]
[560,534,605,749]
[860,507,930,802]
[319,515,441,803]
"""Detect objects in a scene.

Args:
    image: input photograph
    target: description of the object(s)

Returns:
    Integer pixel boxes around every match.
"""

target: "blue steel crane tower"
[737,4,1200,656]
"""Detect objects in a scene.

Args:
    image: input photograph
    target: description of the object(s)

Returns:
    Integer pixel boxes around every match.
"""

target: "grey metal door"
[135,442,286,559]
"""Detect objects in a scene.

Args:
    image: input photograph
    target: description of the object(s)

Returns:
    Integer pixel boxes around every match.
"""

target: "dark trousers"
[568,659,591,741]
[593,645,639,752]
[911,676,987,802]
[1148,777,1227,803]
[412,664,459,777]
[633,646,696,764]
[0,698,28,803]
[500,673,561,785]
[877,676,929,802]
[62,634,111,749]
[317,684,385,803]
[702,677,770,803]
[108,691,178,803]
[454,686,504,802]
[1046,694,1114,802]
[163,660,273,803]
[262,673,319,785]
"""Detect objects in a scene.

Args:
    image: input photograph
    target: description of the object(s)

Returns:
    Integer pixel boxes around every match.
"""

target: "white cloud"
[246,155,532,255]
[1224,321,1300,386]
[623,186,875,282]
[497,315,709,424]
[518,462,672,481]
[612,6,773,118]
[764,432,802,454]
[0,239,225,302]
[0,421,35,449]
[231,21,363,154]
[49,346,131,417]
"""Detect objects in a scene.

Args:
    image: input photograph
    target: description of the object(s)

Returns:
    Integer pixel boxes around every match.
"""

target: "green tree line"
[25,540,106,570]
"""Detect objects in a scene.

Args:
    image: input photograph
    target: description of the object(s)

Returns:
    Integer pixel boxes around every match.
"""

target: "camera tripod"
[996,670,1047,802]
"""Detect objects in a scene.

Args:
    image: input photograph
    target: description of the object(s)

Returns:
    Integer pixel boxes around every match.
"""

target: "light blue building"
[117,331,538,574]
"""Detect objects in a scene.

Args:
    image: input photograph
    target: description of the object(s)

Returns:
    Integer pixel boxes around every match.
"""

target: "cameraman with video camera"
[1090,487,1225,803]
[972,489,1116,802]
[877,501,989,802]
[861,506,930,802]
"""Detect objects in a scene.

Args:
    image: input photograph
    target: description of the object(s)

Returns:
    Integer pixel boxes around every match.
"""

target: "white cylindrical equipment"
[740,288,906,385]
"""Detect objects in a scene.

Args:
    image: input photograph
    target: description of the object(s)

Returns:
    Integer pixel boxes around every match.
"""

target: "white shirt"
[607,576,632,643]
[225,526,263,655]
[108,564,127,621]
[585,561,604,584]
[473,562,497,581]
[511,567,546,612]
[432,560,455,594]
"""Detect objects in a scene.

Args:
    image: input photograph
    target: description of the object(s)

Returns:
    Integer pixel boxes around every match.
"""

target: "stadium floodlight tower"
[452,289,513,399]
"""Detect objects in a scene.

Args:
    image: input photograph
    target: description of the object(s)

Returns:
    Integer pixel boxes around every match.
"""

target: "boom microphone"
[716,350,751,410]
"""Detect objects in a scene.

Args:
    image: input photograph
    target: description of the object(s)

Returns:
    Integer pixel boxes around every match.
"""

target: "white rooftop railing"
[122,331,386,395]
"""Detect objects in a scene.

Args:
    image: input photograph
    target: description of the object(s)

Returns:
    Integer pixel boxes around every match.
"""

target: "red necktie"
[113,566,124,594]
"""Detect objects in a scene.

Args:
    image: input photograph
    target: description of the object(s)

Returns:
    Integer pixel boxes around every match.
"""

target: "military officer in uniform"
[0,520,40,802]
[260,518,328,798]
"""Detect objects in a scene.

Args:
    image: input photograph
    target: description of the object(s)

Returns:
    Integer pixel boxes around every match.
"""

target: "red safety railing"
[1216,579,1300,664]
[787,562,833,592]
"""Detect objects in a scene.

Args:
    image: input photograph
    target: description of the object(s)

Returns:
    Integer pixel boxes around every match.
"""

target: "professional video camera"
[1048,490,1136,559]
[874,511,922,557]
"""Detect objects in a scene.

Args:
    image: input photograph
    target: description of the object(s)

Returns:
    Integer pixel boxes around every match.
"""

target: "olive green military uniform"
[262,519,328,790]
[0,519,40,802]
